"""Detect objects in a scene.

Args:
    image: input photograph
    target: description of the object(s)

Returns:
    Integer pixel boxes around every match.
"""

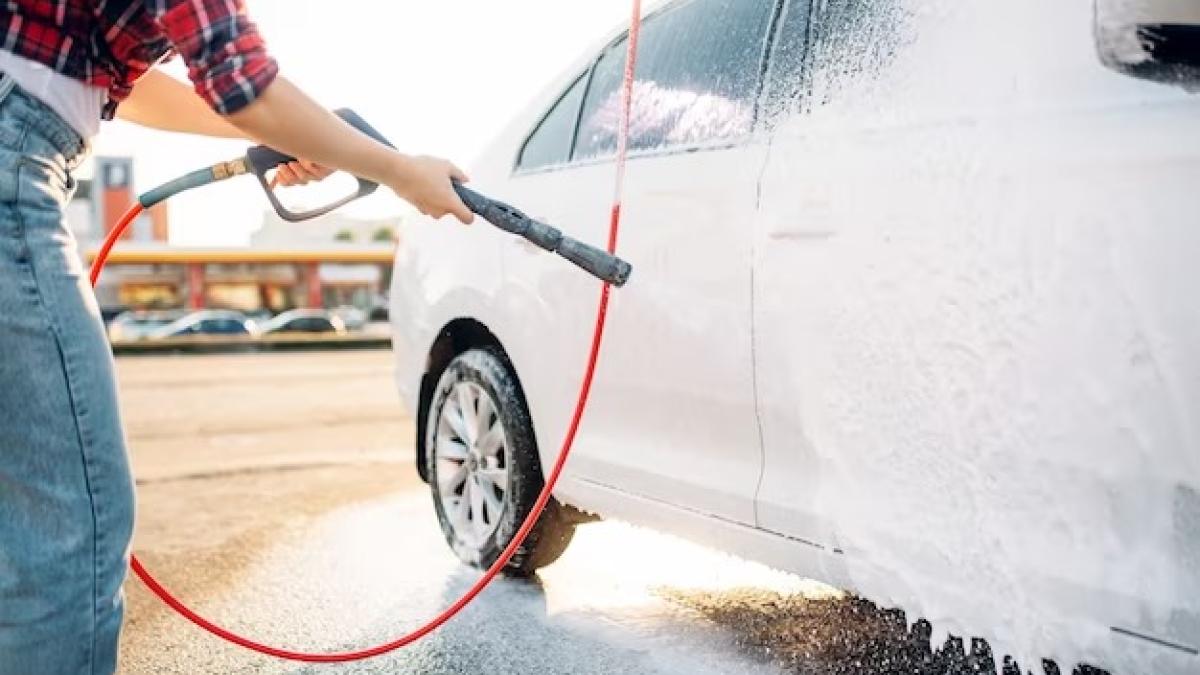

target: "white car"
[258,309,347,336]
[106,310,186,341]
[391,1,1199,672]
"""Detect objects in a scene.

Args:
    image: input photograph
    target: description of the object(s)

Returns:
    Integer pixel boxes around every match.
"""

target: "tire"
[425,347,575,577]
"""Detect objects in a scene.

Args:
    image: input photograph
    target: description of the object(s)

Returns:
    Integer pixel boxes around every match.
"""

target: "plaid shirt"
[0,0,278,119]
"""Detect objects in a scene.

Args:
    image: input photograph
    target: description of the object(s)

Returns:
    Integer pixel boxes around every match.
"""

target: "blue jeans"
[0,76,134,675]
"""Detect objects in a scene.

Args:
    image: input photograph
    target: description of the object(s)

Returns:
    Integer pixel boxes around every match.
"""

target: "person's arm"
[118,70,331,187]
[118,69,243,138]
[136,0,473,223]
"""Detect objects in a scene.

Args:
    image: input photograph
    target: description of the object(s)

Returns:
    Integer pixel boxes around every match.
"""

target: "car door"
[746,0,837,547]
[547,0,781,524]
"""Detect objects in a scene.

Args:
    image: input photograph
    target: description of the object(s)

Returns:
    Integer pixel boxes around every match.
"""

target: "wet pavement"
[127,488,828,674]
[114,352,827,674]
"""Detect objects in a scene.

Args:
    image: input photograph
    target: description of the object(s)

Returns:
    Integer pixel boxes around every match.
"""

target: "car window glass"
[804,0,908,111]
[574,0,776,160]
[573,34,628,161]
[762,0,813,124]
[517,72,589,171]
[206,319,241,334]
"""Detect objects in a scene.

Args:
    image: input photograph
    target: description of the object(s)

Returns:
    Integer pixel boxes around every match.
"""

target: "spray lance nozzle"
[242,109,633,287]
[450,182,633,287]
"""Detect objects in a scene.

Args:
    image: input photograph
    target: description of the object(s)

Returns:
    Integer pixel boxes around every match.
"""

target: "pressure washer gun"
[244,110,633,287]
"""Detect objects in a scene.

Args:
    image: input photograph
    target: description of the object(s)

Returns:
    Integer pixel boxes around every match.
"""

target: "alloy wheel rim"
[435,380,510,549]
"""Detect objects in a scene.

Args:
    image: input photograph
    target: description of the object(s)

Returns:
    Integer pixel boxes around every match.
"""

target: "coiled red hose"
[87,2,642,663]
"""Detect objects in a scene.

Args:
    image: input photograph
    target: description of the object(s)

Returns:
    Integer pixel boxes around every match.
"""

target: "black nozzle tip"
[610,260,633,287]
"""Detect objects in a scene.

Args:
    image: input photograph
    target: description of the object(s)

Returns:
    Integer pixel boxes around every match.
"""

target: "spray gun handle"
[453,182,633,287]
[246,109,392,222]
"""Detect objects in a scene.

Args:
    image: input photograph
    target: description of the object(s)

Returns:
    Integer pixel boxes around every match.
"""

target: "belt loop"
[66,137,89,172]
[0,72,15,106]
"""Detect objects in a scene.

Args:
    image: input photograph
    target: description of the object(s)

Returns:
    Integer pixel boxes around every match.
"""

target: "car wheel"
[426,347,575,577]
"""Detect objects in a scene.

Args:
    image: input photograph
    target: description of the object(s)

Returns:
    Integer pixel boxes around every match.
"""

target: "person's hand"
[274,159,335,187]
[388,155,475,225]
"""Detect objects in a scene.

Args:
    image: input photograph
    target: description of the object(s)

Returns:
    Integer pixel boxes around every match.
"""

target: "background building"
[78,157,397,319]
[68,157,171,248]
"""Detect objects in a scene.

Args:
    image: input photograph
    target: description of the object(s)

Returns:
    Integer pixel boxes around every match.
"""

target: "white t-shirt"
[0,49,107,139]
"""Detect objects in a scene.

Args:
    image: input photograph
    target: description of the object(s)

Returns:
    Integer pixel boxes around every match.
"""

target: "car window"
[201,319,244,335]
[517,72,589,171]
[761,0,813,123]
[573,0,777,160]
[295,318,329,332]
[802,0,908,110]
[572,35,628,162]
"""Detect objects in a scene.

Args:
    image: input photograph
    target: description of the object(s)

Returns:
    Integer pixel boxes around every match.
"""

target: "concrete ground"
[113,351,1005,675]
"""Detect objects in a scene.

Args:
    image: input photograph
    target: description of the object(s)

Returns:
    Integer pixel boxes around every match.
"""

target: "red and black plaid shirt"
[0,0,278,119]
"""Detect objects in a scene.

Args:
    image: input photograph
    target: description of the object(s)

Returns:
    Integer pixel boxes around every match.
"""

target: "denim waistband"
[0,73,88,169]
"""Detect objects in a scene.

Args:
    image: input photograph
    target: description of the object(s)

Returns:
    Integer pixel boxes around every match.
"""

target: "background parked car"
[150,311,257,339]
[107,310,187,342]
[368,295,390,322]
[258,309,347,336]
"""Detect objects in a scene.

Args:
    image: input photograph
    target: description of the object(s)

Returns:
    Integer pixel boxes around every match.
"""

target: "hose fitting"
[212,158,249,181]
[139,157,249,209]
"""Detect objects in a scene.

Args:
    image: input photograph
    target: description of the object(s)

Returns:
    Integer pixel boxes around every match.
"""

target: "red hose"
[89,2,643,663]
[89,204,143,288]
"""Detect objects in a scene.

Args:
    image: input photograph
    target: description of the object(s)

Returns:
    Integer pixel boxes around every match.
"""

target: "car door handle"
[763,200,838,241]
